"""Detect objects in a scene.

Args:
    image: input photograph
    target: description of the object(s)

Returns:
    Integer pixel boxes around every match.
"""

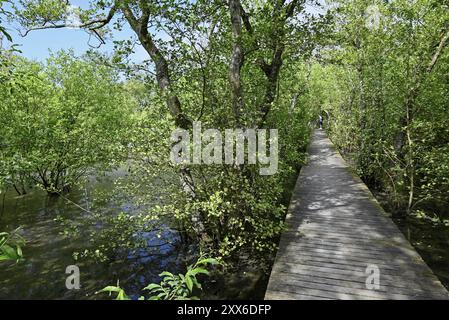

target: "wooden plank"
[269,266,438,293]
[283,251,415,270]
[266,272,448,299]
[265,290,333,300]
[268,279,443,300]
[282,229,397,242]
[280,240,419,257]
[288,215,395,227]
[271,261,436,283]
[265,130,449,300]
[276,254,420,273]
[292,224,401,237]
[270,257,447,295]
[279,244,407,260]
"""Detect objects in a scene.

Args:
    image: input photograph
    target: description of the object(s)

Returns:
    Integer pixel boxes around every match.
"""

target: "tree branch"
[427,28,449,73]
[21,5,117,37]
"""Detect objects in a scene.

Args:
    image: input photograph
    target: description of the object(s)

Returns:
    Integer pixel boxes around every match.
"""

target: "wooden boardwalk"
[265,130,449,300]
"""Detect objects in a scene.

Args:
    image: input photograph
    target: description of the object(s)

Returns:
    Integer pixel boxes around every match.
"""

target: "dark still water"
[0,170,185,299]
[393,215,449,291]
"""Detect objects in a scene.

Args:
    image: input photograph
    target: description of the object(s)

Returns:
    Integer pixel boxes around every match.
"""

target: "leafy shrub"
[0,228,25,262]
[97,255,220,300]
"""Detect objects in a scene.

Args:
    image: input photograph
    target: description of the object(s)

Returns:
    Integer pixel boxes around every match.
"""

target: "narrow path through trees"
[265,130,449,300]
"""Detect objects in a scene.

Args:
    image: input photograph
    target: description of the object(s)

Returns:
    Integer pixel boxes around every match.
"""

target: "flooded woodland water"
[344,155,449,292]
[372,190,449,291]
[0,169,187,299]
[393,215,449,290]
[0,168,268,300]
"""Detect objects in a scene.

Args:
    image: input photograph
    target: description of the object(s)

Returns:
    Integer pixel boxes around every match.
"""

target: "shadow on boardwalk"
[265,129,449,300]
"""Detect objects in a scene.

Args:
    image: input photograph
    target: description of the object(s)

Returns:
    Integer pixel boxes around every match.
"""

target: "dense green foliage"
[97,255,219,300]
[0,51,133,194]
[310,0,449,220]
[8,0,323,265]
[2,1,323,289]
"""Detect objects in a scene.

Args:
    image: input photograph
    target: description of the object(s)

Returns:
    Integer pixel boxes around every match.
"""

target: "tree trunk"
[228,0,245,124]
[122,4,207,238]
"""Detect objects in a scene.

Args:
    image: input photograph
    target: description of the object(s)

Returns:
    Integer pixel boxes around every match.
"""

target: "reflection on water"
[0,170,185,300]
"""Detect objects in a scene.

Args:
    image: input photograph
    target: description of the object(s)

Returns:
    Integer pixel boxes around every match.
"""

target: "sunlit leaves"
[0,51,135,194]
[323,0,449,215]
[13,0,68,28]
[97,255,220,300]
[0,228,25,263]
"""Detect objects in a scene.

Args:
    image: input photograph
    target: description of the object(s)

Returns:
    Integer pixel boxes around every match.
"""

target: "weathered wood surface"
[265,130,449,300]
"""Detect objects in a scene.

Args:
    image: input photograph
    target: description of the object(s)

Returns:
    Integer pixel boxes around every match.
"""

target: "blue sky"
[2,0,149,62]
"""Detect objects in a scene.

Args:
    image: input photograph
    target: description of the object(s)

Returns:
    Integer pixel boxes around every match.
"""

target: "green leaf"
[116,290,129,300]
[16,246,23,258]
[185,275,193,292]
[0,27,12,42]
[96,286,122,294]
[143,283,161,291]
[190,267,209,276]
[96,285,129,300]
[159,271,174,277]
[1,244,18,259]
[197,258,219,266]
[0,254,11,261]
